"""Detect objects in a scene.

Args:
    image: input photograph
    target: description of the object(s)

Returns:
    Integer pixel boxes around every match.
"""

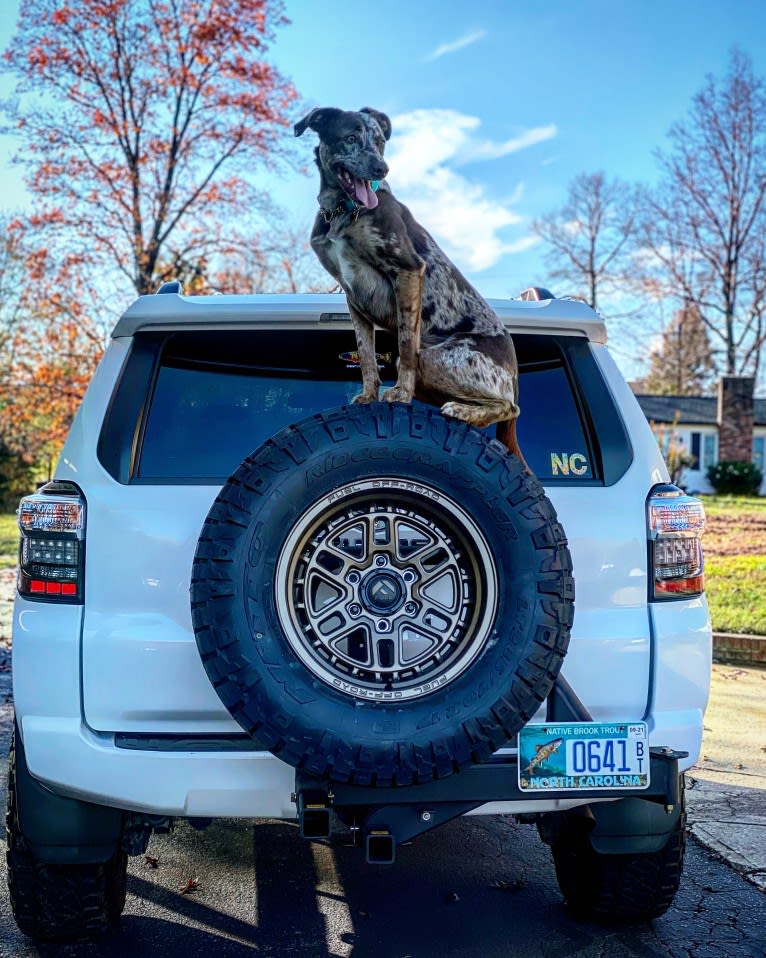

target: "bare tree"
[637,48,766,380]
[151,222,334,295]
[210,224,336,294]
[639,303,717,395]
[532,171,638,311]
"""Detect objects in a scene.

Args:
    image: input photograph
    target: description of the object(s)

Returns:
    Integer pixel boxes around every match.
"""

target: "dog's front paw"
[381,386,414,404]
[352,390,379,404]
[440,401,462,419]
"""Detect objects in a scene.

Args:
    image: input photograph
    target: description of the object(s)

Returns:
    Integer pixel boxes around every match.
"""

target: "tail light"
[647,484,706,599]
[17,481,85,603]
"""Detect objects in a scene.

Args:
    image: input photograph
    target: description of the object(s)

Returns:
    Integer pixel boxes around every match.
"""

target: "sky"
[2,0,766,380]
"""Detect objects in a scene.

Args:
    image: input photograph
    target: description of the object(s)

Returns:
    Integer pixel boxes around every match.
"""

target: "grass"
[0,513,18,569]
[697,494,766,634]
[698,494,766,515]
[704,554,766,635]
[0,498,764,633]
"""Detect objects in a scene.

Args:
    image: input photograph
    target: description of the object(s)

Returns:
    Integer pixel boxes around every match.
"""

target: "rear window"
[100,328,627,484]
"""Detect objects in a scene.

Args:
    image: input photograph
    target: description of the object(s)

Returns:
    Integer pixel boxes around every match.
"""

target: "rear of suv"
[8,287,711,942]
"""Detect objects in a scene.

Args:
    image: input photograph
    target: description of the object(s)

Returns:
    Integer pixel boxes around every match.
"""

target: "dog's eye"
[345,134,357,145]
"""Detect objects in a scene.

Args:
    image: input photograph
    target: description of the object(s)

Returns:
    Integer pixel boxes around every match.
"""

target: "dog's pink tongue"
[353,178,378,209]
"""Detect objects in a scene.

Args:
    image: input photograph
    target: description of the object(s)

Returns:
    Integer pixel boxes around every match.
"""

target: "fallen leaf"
[179,877,200,894]
[144,854,159,869]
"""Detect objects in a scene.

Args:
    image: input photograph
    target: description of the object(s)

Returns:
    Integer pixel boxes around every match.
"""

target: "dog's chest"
[314,223,396,325]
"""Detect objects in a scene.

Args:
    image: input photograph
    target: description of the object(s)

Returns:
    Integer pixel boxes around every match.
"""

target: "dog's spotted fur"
[295,106,527,465]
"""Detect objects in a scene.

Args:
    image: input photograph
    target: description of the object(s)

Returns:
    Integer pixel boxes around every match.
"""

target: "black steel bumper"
[293,676,688,863]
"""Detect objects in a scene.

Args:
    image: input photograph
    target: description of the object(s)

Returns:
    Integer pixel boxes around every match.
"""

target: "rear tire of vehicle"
[192,402,574,786]
[549,781,687,921]
[5,730,127,943]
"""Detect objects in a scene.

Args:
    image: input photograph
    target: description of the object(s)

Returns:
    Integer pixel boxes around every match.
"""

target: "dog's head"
[295,107,391,210]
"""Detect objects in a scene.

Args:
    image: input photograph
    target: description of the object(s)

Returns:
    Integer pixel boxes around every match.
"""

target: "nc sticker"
[550,452,589,476]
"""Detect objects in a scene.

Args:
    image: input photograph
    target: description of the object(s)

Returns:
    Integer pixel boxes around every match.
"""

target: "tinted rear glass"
[127,329,599,482]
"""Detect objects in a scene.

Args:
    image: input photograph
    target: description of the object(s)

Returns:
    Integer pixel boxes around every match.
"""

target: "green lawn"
[0,513,18,569]
[704,554,766,635]
[697,494,766,634]
[698,494,766,515]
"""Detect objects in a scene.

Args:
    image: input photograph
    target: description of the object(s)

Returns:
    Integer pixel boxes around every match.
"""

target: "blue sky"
[2,1,766,378]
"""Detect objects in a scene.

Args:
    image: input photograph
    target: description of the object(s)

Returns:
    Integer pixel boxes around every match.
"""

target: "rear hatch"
[68,296,667,736]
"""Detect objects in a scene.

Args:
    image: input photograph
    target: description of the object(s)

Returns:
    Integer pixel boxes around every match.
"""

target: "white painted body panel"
[11,302,712,818]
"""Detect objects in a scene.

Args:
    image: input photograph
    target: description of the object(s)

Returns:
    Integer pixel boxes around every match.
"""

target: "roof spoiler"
[156,281,182,295]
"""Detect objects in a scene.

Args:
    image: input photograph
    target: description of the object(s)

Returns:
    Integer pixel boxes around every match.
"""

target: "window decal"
[550,452,589,477]
[339,351,393,369]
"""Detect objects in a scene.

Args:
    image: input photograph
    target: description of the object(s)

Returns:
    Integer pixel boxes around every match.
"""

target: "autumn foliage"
[0,1,300,482]
[0,237,104,478]
[4,0,298,294]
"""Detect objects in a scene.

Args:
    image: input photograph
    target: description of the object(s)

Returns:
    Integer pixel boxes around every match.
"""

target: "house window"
[754,436,765,474]
[690,431,716,471]
[703,433,716,470]
[690,432,701,467]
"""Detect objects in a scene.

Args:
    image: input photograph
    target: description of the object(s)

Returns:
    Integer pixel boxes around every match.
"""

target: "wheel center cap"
[360,570,406,614]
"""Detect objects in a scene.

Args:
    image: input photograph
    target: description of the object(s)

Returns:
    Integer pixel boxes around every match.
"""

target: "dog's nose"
[374,160,388,179]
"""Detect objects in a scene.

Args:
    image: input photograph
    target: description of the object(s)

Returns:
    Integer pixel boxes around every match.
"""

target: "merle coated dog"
[295,106,527,467]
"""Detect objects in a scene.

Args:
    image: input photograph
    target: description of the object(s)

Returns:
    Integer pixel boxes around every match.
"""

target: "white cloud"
[386,109,555,272]
[426,29,486,61]
[459,124,558,162]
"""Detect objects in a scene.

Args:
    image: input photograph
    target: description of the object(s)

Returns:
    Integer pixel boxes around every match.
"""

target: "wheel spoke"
[277,484,496,701]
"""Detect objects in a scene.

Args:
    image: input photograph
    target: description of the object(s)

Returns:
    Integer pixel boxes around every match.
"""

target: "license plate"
[518,722,650,791]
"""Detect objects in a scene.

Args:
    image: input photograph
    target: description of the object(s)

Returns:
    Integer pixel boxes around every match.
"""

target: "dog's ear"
[294,107,342,138]
[360,107,392,141]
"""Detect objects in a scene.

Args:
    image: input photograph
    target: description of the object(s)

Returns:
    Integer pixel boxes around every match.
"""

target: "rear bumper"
[20,716,297,819]
[19,711,700,820]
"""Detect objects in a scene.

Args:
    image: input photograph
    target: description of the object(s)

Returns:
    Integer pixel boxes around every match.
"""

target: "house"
[633,376,766,494]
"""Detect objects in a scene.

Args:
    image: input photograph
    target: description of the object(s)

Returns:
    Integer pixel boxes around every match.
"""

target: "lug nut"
[348,603,362,617]
[375,554,388,567]
[404,602,417,615]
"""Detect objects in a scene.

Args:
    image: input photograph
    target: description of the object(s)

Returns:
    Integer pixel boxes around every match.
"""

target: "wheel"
[192,402,574,786]
[549,784,687,921]
[6,729,127,943]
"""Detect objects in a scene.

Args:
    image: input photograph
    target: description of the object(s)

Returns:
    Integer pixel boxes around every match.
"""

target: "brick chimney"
[717,376,755,462]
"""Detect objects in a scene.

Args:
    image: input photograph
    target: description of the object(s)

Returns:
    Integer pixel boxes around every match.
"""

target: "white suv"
[7,286,711,942]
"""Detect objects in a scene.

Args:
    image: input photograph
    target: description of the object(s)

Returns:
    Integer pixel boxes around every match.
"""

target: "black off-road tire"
[191,403,574,787]
[550,782,687,921]
[6,730,127,943]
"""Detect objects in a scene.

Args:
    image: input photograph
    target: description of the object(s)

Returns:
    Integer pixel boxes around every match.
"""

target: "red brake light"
[647,485,706,600]
[17,482,86,604]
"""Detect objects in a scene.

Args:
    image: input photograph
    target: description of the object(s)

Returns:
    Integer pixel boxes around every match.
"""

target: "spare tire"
[191,403,573,787]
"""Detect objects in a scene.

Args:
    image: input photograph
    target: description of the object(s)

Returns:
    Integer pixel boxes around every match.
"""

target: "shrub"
[651,416,696,487]
[706,460,763,496]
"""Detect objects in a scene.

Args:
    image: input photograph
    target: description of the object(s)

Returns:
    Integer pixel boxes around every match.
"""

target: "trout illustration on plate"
[523,738,564,775]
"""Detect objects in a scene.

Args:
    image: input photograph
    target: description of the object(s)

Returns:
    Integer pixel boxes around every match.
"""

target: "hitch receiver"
[295,788,332,840]
[366,829,396,865]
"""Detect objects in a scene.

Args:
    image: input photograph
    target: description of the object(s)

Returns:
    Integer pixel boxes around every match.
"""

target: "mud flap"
[13,726,123,865]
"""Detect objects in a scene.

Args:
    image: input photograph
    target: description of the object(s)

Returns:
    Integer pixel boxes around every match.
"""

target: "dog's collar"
[321,180,380,224]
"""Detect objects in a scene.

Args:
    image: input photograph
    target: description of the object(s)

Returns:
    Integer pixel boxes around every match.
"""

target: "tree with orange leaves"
[0,240,106,480]
[3,0,298,295]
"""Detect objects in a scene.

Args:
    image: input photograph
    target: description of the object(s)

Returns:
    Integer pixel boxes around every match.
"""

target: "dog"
[295,106,527,468]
